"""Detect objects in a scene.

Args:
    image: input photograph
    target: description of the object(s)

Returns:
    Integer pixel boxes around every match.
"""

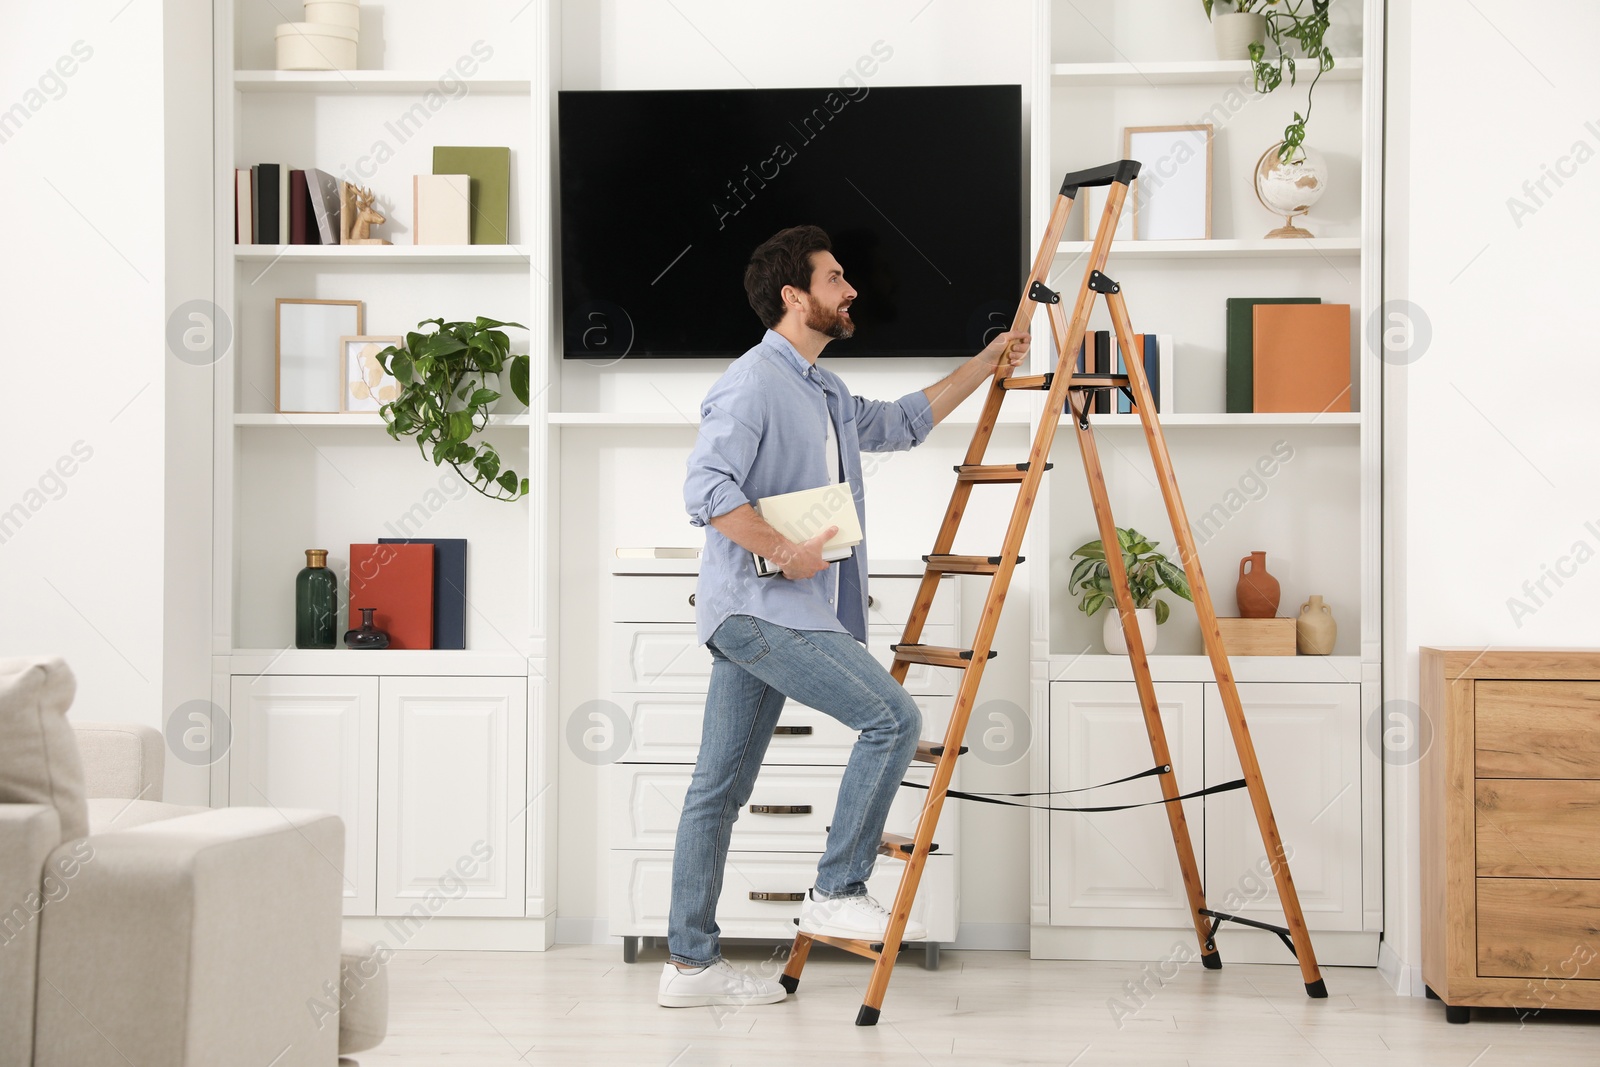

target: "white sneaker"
[657,959,788,1008]
[797,889,928,941]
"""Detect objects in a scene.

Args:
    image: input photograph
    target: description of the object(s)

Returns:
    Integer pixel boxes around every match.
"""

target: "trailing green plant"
[1067,527,1193,624]
[1203,0,1335,161]
[376,317,531,501]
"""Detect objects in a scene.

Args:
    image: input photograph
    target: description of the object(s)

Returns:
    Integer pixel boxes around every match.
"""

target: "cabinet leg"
[1424,985,1440,1000]
[1444,1003,1470,1024]
[924,942,940,971]
[622,936,638,964]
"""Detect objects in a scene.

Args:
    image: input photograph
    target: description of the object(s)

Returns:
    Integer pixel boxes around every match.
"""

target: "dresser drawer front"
[1476,780,1600,878]
[866,576,957,629]
[1477,878,1600,980]
[610,623,959,694]
[608,764,941,851]
[1476,681,1600,778]
[612,575,699,623]
[607,849,956,940]
[622,694,954,765]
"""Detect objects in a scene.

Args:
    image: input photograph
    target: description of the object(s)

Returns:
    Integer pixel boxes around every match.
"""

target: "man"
[660,224,1029,1008]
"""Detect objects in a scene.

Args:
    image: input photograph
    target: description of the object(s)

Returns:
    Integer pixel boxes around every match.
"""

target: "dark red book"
[348,543,435,649]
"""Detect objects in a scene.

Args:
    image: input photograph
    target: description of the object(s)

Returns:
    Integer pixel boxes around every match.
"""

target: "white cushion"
[339,931,389,1054]
[86,798,208,833]
[0,658,87,842]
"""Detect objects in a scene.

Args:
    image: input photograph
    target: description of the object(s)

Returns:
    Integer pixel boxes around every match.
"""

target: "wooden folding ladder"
[778,159,1327,1025]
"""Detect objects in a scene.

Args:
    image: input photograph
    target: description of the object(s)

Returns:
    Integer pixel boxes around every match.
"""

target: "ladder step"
[793,928,908,961]
[891,643,998,668]
[953,462,1052,484]
[1068,373,1130,390]
[922,553,1024,575]
[1001,372,1053,391]
[912,740,969,764]
[879,832,939,858]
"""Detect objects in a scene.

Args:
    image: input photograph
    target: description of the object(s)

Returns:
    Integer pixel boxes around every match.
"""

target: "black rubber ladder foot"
[1305,978,1328,999]
[779,974,800,993]
[1200,949,1222,971]
[1445,1004,1470,1024]
[856,1004,881,1027]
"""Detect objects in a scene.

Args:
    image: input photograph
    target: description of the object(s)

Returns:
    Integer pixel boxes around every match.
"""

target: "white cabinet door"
[1202,682,1363,931]
[1048,681,1205,927]
[377,676,527,917]
[229,675,378,916]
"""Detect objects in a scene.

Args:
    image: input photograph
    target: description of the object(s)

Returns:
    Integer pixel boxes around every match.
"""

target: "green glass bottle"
[295,549,339,649]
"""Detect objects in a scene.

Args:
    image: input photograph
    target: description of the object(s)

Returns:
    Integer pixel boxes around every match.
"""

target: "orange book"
[1251,304,1352,413]
[348,543,435,649]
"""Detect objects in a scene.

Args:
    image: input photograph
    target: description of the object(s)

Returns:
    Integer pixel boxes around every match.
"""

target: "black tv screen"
[557,85,1023,359]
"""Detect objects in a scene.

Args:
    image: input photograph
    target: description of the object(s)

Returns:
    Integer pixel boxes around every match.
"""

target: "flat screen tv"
[557,84,1023,359]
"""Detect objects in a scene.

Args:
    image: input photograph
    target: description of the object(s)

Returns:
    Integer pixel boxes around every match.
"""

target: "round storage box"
[304,0,361,30]
[275,21,358,71]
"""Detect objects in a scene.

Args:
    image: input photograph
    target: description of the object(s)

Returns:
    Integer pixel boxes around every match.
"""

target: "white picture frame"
[340,335,404,413]
[1123,125,1214,241]
[1081,182,1134,242]
[275,298,364,413]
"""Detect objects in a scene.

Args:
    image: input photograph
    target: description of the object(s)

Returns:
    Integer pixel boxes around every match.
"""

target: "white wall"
[0,4,175,754]
[1383,0,1600,992]
[554,0,1038,946]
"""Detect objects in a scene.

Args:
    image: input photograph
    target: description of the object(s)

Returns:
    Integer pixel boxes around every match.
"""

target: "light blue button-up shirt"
[685,329,935,644]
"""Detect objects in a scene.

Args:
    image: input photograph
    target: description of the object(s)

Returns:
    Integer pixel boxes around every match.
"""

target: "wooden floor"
[350,943,1599,1066]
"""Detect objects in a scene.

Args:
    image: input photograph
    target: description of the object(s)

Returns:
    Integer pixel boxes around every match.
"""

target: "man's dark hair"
[744,225,832,329]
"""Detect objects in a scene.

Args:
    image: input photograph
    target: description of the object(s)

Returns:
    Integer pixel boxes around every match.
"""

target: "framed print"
[340,335,404,413]
[1081,182,1134,242]
[1123,125,1213,240]
[276,298,364,413]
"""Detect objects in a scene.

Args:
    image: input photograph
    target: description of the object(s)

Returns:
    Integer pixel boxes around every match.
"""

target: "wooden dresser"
[1421,648,1600,1023]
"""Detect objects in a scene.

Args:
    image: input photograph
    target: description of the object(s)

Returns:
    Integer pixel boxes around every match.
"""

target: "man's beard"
[804,298,854,340]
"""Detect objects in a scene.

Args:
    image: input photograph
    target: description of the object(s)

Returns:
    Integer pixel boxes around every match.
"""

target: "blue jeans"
[666,615,922,967]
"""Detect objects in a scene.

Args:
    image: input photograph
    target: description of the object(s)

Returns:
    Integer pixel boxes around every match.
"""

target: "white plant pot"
[1102,608,1158,656]
[1213,12,1266,61]
[275,21,358,71]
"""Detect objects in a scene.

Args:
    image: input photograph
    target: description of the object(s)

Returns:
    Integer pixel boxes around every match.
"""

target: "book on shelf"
[288,169,320,245]
[413,174,471,245]
[234,168,253,244]
[348,542,435,649]
[432,146,510,245]
[1225,297,1321,412]
[1114,334,1172,415]
[378,538,467,650]
[749,483,862,578]
[1093,329,1112,414]
[1252,303,1352,413]
[615,547,701,559]
[308,168,341,245]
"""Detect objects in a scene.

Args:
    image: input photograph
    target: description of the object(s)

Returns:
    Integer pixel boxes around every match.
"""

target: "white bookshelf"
[233,70,531,94]
[233,245,530,263]
[1050,57,1363,86]
[1056,237,1362,260]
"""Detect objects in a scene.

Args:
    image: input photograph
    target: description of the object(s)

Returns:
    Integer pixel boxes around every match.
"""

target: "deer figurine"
[340,182,391,245]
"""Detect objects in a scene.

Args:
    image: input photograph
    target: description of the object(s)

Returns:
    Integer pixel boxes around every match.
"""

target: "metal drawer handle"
[773,725,813,736]
[749,804,812,815]
[749,891,806,902]
[868,595,875,607]
[688,593,696,606]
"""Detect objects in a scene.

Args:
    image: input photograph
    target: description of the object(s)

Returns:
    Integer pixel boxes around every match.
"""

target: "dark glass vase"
[295,549,339,649]
[344,607,391,650]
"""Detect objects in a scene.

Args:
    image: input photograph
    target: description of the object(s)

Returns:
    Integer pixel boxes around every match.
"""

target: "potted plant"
[1203,0,1335,163]
[1068,527,1193,655]
[375,317,531,501]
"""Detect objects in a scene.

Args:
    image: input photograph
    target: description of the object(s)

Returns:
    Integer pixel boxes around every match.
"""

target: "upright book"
[379,537,467,649]
[1225,297,1320,412]
[347,542,435,649]
[254,163,281,247]
[412,174,471,245]
[432,146,511,244]
[1251,303,1352,413]
[308,168,341,245]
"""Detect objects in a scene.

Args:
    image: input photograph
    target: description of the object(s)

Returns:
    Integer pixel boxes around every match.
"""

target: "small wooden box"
[1215,617,1296,656]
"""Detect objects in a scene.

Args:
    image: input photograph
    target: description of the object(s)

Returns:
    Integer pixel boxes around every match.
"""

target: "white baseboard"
[1378,940,1423,996]
[555,917,609,945]
[951,922,1029,951]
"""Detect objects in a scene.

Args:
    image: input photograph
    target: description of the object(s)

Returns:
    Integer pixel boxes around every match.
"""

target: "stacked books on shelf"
[346,538,469,649]
[1226,298,1353,413]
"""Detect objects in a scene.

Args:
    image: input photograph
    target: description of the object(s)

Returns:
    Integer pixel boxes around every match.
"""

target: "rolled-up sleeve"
[853,390,934,453]
[685,377,765,527]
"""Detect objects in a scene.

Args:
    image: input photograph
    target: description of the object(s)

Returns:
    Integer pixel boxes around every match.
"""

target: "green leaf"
[1156,560,1193,601]
[474,448,501,481]
[447,410,474,444]
[1154,599,1170,625]
[509,355,530,406]
[497,470,518,494]
[1081,592,1107,618]
[519,477,529,497]
[1115,527,1135,550]
[1068,556,1101,593]
[1069,540,1105,560]
[469,388,500,408]
[391,352,414,384]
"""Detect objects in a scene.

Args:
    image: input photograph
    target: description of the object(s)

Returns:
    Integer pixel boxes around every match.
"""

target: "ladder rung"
[912,740,969,764]
[953,462,1052,484]
[891,643,997,668]
[794,929,907,960]
[1068,374,1130,390]
[879,832,939,858]
[1001,372,1053,391]
[922,553,1024,575]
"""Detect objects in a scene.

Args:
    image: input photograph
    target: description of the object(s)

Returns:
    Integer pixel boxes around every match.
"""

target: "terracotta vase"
[1236,551,1281,618]
[1297,595,1337,655]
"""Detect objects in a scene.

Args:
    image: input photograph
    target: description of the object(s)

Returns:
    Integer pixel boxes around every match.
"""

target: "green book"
[431,146,511,245]
[1225,297,1321,413]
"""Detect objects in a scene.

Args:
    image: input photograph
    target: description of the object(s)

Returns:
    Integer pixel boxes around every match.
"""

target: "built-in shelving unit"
[1056,237,1361,259]
[233,70,532,94]
[1050,57,1363,86]
[233,245,531,263]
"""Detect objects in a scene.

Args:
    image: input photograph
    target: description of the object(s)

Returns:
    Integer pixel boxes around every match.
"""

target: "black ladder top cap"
[1060,159,1142,195]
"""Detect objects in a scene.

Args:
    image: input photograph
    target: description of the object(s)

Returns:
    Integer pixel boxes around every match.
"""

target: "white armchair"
[0,658,352,1067]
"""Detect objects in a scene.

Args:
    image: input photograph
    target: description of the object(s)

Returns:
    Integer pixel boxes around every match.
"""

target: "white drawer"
[607,849,958,941]
[609,574,957,627]
[610,623,961,695]
[608,764,951,852]
[621,694,954,765]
